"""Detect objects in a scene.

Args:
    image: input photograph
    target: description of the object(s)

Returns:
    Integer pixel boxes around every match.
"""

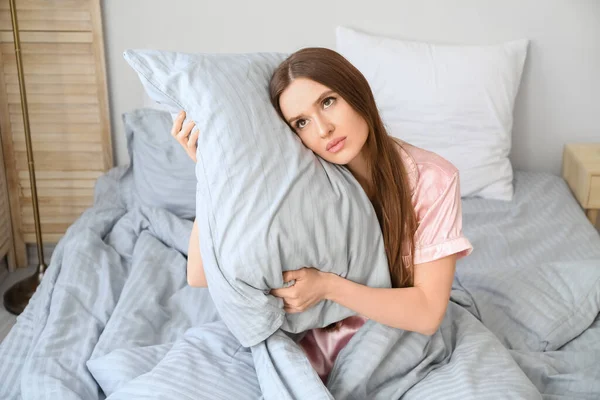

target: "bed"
[0,146,599,398]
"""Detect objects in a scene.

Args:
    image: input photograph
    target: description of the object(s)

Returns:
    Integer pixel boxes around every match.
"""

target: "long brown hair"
[269,47,417,288]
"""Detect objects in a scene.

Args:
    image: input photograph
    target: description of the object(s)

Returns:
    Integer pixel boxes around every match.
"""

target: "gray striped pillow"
[124,50,392,347]
[123,108,197,219]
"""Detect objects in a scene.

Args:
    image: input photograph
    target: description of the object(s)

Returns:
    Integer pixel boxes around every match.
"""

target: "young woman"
[171,47,473,382]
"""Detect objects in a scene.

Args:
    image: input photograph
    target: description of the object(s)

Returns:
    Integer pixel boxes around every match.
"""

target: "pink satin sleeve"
[412,170,473,264]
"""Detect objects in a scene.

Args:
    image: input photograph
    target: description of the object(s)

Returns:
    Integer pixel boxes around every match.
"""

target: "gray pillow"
[124,50,392,347]
[123,108,196,219]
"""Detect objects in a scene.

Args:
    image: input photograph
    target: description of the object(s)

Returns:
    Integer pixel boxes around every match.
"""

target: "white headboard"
[102,0,600,174]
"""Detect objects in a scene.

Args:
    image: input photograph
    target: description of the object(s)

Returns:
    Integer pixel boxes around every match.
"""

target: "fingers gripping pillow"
[124,50,391,347]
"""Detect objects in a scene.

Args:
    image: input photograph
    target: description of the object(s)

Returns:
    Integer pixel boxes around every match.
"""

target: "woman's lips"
[327,137,347,153]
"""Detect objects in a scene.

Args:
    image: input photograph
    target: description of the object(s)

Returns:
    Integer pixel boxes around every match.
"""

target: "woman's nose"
[315,116,334,138]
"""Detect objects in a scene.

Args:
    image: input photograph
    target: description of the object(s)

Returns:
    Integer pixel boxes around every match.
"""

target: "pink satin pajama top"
[299,140,474,383]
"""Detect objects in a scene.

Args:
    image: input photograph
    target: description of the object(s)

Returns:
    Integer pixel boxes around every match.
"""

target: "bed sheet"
[0,168,598,399]
[457,171,600,398]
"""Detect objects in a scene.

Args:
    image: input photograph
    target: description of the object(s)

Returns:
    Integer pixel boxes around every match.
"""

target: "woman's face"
[279,78,369,165]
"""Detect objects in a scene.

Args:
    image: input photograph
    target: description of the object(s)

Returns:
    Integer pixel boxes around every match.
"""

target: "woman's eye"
[295,119,307,129]
[323,96,335,108]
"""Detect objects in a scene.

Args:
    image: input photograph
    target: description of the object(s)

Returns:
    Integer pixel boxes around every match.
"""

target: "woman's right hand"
[171,110,199,163]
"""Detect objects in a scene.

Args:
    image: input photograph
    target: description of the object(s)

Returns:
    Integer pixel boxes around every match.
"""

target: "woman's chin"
[321,149,357,166]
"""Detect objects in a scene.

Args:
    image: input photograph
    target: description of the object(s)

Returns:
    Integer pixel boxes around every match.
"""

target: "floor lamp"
[3,0,48,316]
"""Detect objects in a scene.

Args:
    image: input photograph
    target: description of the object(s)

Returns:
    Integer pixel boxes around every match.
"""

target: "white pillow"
[336,26,528,200]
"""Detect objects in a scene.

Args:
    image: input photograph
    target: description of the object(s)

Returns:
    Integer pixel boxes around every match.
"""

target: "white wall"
[101,0,600,174]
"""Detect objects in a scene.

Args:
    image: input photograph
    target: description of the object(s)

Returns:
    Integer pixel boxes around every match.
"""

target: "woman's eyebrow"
[287,90,335,123]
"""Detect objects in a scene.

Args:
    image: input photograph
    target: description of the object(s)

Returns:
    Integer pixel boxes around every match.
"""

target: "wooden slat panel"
[22,204,88,216]
[8,93,99,104]
[23,223,72,234]
[0,20,91,32]
[9,103,98,114]
[0,10,92,32]
[3,53,95,65]
[0,1,91,11]
[2,0,112,252]
[11,112,101,124]
[21,187,94,198]
[7,83,98,95]
[19,170,103,180]
[13,141,103,153]
[0,234,9,250]
[19,179,96,189]
[1,42,93,55]
[0,31,93,43]
[0,48,26,266]
[15,151,105,170]
[0,239,9,260]
[24,233,63,243]
[21,195,94,207]
[22,212,85,225]
[12,133,102,144]
[89,0,113,171]
[6,74,97,85]
[10,122,102,135]
[0,9,91,22]
[0,194,7,223]
[4,63,96,75]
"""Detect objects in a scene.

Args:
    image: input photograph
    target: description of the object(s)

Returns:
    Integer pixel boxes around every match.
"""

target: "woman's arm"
[273,254,457,336]
[169,111,205,287]
[326,255,456,335]
[187,219,207,287]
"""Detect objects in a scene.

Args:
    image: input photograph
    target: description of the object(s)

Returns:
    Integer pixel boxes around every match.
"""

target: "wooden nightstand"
[562,143,600,226]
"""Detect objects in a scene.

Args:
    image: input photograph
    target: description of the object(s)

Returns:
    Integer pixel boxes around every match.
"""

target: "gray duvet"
[0,167,599,399]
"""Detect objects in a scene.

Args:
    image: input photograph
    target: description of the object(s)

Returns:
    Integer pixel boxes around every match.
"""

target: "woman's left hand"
[270,267,334,313]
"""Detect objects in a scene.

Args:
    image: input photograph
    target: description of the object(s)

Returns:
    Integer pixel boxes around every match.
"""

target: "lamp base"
[3,264,47,316]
